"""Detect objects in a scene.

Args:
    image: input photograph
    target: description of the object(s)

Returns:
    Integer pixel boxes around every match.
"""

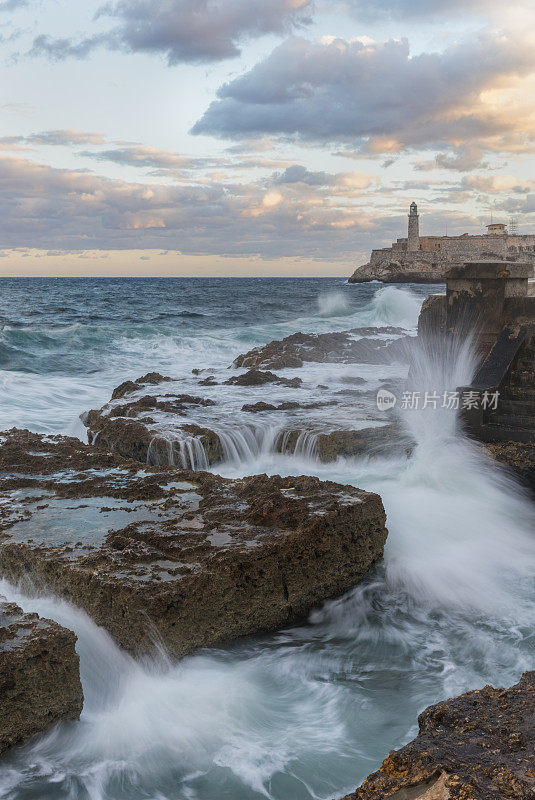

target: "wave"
[364,285,423,328]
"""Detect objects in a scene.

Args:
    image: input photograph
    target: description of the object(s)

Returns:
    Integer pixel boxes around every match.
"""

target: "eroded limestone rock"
[0,430,388,659]
[339,671,535,800]
[0,596,83,755]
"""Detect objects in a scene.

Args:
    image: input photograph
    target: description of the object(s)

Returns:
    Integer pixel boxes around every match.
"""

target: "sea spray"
[364,285,423,329]
[316,291,351,318]
[382,331,535,613]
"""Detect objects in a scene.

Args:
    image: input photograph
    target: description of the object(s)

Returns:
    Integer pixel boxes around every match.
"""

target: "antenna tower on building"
[509,217,518,235]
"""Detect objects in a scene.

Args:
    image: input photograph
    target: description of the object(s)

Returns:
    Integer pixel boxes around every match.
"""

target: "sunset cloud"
[273,164,377,190]
[2,0,534,269]
[0,154,393,258]
[193,33,535,157]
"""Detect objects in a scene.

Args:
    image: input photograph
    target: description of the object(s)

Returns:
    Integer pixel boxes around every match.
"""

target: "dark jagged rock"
[242,400,337,413]
[418,264,535,486]
[111,372,173,400]
[0,430,388,659]
[85,379,223,466]
[107,394,215,419]
[233,329,409,371]
[339,671,535,800]
[225,369,303,388]
[417,294,447,337]
[0,596,83,755]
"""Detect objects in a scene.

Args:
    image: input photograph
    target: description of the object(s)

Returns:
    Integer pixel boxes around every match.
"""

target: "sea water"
[0,277,534,800]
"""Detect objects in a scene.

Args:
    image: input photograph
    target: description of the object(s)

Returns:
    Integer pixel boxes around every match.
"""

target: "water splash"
[316,292,351,318]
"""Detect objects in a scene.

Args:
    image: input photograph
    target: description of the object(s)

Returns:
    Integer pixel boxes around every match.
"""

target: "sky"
[0,0,534,276]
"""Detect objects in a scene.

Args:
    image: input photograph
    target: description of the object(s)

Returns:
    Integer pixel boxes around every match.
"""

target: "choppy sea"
[0,277,534,800]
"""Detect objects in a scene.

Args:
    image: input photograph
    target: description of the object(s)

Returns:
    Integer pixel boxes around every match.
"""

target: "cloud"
[29,34,106,61]
[80,145,194,170]
[0,130,107,148]
[0,0,28,11]
[29,0,313,65]
[273,163,377,190]
[0,154,395,258]
[80,143,294,176]
[192,33,535,156]
[414,146,489,172]
[274,164,335,186]
[461,174,532,193]
[31,129,106,145]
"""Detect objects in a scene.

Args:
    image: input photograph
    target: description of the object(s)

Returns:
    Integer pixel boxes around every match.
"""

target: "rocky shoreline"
[348,259,446,284]
[0,278,533,784]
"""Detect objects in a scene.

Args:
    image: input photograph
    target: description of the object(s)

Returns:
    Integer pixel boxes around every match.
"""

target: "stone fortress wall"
[349,204,535,283]
[369,207,535,271]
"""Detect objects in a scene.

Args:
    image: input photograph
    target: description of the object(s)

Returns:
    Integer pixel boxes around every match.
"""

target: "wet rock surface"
[0,595,83,755]
[279,424,413,462]
[83,356,409,468]
[86,412,224,467]
[233,328,410,370]
[0,430,388,659]
[339,671,535,800]
[224,369,303,388]
[485,441,535,495]
[111,372,174,400]
[242,400,337,413]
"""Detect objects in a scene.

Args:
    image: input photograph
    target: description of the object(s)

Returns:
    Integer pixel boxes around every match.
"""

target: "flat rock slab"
[0,596,83,755]
[0,430,387,659]
[340,671,535,800]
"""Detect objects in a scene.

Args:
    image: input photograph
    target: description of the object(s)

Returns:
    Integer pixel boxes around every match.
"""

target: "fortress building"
[348,204,535,283]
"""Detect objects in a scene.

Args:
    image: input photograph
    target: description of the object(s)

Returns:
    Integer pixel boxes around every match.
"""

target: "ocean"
[0,277,534,800]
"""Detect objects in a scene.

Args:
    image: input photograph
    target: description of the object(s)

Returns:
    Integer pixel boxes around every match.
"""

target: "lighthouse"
[408,202,420,252]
